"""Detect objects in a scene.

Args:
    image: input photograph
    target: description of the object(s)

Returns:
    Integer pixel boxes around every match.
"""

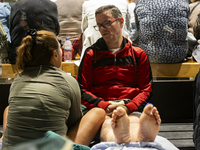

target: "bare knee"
[89,108,106,121]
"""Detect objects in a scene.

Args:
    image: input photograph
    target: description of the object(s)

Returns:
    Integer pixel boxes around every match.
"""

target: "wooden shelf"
[151,59,200,78]
[1,64,17,78]
[60,61,79,77]
[1,59,200,78]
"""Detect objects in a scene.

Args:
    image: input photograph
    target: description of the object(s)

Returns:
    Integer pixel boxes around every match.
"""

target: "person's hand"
[105,105,130,117]
[106,105,118,117]
[120,105,130,114]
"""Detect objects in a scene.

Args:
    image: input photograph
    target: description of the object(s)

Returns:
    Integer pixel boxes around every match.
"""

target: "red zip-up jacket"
[77,37,152,113]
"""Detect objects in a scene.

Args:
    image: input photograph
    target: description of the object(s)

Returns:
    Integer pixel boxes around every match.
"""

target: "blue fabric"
[145,103,154,107]
[91,142,165,150]
[0,2,11,42]
[0,140,2,150]
[91,136,178,150]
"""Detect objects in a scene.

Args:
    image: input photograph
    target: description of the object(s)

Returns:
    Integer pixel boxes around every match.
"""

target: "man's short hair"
[95,5,122,18]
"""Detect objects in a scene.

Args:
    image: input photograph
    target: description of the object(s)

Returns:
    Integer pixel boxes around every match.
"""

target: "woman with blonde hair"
[1,30,105,149]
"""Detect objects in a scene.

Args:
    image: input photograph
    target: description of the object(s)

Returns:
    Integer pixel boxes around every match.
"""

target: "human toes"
[143,104,153,115]
[111,109,118,122]
[151,107,158,115]
[152,108,161,124]
[116,107,126,116]
[155,113,161,124]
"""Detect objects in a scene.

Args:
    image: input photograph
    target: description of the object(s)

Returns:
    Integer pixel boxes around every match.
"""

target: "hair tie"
[26,29,37,44]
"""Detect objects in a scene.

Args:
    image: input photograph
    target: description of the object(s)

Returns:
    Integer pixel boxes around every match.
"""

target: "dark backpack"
[0,21,9,63]
[193,70,200,149]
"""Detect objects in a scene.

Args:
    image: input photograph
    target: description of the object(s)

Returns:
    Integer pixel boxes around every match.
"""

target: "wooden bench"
[0,61,79,78]
[1,58,200,78]
[61,59,200,78]
[151,58,200,78]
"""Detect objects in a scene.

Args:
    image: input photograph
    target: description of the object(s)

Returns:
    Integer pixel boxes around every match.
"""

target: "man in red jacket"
[77,4,154,143]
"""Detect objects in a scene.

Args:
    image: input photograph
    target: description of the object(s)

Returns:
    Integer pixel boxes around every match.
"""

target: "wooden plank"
[158,131,193,139]
[158,123,195,148]
[151,59,200,78]
[1,62,78,78]
[159,123,193,131]
[1,59,200,78]
[1,64,17,78]
[61,61,78,77]
[168,140,195,148]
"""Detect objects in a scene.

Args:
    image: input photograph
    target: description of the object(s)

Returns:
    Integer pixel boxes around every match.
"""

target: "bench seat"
[1,59,200,78]
[151,59,200,78]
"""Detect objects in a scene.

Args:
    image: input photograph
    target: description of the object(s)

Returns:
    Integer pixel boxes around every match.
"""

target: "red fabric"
[72,33,83,56]
[77,38,152,113]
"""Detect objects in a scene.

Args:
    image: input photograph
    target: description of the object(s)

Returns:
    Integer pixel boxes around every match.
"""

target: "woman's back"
[2,65,82,149]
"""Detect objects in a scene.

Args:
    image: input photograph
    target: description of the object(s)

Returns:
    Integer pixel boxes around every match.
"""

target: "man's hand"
[105,105,130,117]
[105,105,118,117]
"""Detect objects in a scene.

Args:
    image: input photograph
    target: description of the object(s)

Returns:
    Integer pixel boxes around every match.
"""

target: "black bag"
[187,32,198,57]
[193,71,200,149]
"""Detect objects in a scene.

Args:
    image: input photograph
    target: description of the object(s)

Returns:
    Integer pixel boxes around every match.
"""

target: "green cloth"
[81,104,87,111]
[8,131,90,150]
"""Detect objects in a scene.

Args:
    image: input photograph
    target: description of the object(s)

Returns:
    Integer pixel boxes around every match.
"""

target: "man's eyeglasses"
[93,18,120,31]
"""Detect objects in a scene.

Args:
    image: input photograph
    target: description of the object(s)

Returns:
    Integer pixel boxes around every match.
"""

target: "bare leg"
[67,121,80,142]
[0,106,9,141]
[68,108,106,146]
[100,104,161,144]
[3,106,9,133]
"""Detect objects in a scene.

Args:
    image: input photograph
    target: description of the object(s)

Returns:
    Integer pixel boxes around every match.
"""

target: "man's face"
[96,10,123,45]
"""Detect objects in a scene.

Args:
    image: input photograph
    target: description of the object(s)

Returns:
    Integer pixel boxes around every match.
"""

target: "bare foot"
[137,104,161,142]
[111,107,131,144]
